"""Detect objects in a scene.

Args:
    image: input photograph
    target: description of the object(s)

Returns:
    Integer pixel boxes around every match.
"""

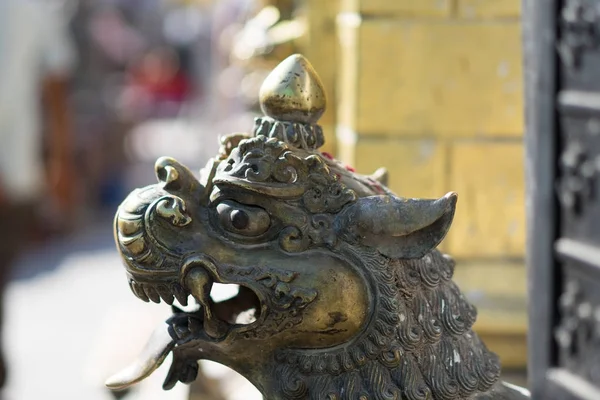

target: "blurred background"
[0,0,525,399]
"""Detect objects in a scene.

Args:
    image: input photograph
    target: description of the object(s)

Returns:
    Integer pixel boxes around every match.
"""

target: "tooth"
[173,322,189,338]
[204,318,229,339]
[144,285,161,303]
[157,285,174,305]
[130,281,149,302]
[128,280,136,296]
[172,283,189,306]
[188,317,202,335]
[184,268,228,339]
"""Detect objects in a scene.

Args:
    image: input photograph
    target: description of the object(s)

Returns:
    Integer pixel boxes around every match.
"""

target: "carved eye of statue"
[216,201,270,236]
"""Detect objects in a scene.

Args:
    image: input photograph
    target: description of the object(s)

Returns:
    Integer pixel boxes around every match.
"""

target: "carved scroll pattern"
[554,278,600,386]
[221,267,318,340]
[558,0,600,69]
[556,142,599,214]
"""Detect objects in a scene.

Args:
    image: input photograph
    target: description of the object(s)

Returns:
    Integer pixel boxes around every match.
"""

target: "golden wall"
[301,0,527,368]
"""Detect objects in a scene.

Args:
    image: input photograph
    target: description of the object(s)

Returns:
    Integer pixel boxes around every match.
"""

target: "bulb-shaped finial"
[258,54,326,124]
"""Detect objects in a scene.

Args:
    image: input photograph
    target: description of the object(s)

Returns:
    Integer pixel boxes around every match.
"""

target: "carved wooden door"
[524,0,600,399]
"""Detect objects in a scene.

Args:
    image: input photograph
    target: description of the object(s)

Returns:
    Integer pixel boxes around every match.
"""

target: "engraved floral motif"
[217,135,356,214]
[556,142,599,214]
[253,116,325,150]
[555,278,600,386]
[238,268,318,339]
[558,0,600,68]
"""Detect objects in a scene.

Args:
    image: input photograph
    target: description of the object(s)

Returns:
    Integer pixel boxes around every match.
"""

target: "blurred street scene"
[0,0,528,399]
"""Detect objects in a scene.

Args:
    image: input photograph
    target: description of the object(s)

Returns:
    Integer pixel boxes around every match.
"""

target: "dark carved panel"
[558,0,600,69]
[554,238,600,390]
[556,141,597,214]
[558,0,600,90]
[554,272,600,386]
[555,110,600,244]
[526,0,600,398]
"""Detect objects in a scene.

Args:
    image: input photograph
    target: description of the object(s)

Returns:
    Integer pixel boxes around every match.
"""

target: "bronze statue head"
[106,55,528,399]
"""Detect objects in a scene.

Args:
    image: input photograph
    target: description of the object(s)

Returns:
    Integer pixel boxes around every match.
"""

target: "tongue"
[105,323,175,391]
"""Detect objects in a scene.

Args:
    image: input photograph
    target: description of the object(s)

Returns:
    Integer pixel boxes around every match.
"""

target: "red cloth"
[131,71,192,103]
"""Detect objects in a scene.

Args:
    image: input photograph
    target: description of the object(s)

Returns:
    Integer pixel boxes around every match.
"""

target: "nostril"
[154,198,192,227]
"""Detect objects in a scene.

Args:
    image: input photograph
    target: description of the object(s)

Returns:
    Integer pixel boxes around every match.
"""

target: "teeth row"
[128,279,189,306]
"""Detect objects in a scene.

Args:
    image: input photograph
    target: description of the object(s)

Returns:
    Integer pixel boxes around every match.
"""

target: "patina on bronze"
[106,54,530,399]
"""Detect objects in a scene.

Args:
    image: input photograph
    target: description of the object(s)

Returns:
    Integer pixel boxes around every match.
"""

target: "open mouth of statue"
[126,264,263,341]
[106,265,263,392]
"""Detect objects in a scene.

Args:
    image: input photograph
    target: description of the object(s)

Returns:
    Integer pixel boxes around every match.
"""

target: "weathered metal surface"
[106,54,529,399]
[524,0,600,399]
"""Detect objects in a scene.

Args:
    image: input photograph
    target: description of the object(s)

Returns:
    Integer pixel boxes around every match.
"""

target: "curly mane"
[272,246,501,400]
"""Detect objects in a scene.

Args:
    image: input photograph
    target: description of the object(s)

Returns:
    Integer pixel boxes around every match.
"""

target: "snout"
[114,184,193,305]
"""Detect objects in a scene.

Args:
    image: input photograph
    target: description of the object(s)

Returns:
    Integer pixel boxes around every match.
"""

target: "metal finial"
[259,54,326,124]
[253,54,326,150]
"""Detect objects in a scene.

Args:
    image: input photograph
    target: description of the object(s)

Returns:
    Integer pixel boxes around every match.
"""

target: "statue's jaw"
[124,253,264,336]
[106,258,264,391]
[103,310,215,392]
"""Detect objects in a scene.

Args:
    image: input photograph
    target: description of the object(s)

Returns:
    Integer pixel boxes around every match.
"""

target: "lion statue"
[105,55,529,400]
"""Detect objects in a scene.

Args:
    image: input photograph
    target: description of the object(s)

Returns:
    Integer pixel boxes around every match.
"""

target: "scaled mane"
[273,246,501,400]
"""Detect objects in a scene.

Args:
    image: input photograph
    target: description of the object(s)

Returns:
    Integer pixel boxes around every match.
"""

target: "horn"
[334,192,458,259]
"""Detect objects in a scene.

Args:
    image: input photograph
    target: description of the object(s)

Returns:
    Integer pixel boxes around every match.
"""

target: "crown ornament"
[252,54,326,149]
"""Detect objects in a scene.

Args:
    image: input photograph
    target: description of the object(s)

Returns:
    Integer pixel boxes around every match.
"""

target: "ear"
[334,193,458,259]
[155,157,203,195]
